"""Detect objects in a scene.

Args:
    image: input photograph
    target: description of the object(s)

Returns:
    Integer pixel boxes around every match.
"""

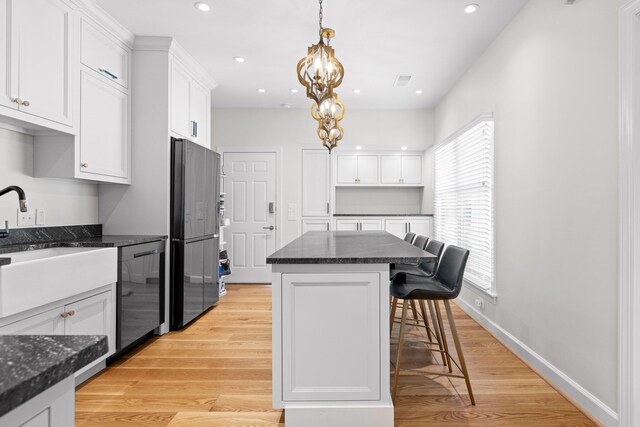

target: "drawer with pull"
[81,19,130,89]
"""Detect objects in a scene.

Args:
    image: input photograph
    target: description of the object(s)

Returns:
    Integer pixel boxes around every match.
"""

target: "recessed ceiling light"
[415,90,423,94]
[353,89,361,94]
[356,146,363,150]
[257,88,266,93]
[233,56,245,63]
[194,2,211,12]
[464,4,479,13]
[289,88,299,93]
[401,146,408,151]
[280,103,292,109]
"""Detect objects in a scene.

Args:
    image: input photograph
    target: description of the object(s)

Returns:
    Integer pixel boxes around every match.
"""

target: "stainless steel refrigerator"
[170,138,220,329]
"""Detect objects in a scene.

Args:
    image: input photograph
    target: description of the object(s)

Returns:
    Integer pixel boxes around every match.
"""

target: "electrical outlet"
[36,209,45,225]
[474,298,485,311]
[17,209,35,227]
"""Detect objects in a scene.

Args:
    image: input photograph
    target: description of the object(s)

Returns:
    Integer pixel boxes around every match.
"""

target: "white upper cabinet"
[171,60,191,138]
[380,155,422,185]
[0,0,12,111]
[81,18,129,89]
[171,59,211,147]
[302,149,331,217]
[79,71,129,179]
[8,0,74,126]
[336,154,379,185]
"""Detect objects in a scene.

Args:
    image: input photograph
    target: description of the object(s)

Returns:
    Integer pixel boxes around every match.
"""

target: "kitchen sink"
[0,247,117,318]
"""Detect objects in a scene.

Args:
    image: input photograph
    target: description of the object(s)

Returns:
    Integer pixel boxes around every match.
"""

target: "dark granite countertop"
[0,225,166,265]
[333,214,434,217]
[0,335,108,417]
[267,231,437,264]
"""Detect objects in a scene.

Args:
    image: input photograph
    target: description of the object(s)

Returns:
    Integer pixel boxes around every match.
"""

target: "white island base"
[271,263,393,427]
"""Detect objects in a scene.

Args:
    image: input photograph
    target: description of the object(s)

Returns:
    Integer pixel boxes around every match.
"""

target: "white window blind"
[435,120,494,292]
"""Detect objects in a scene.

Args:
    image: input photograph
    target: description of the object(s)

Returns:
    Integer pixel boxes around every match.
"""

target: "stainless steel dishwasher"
[116,240,166,354]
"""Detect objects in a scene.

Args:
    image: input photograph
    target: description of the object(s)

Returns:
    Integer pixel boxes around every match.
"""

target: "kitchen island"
[267,231,437,427]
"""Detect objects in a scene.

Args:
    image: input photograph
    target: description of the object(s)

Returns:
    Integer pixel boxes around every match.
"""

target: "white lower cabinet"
[384,217,433,239]
[336,218,383,231]
[302,219,331,233]
[0,286,115,373]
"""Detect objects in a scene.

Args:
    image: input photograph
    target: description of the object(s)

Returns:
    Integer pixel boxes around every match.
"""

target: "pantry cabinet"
[1,0,74,127]
[302,149,331,217]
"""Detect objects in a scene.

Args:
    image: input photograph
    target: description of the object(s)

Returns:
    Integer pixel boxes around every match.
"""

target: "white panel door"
[0,0,14,110]
[301,219,331,234]
[80,71,129,178]
[359,219,383,231]
[170,60,191,139]
[190,80,210,147]
[401,155,422,184]
[224,152,277,283]
[357,155,379,184]
[335,219,359,231]
[336,155,358,184]
[13,0,73,125]
[302,149,331,217]
[385,219,408,239]
[282,273,380,401]
[0,307,64,335]
[380,155,401,184]
[408,218,433,238]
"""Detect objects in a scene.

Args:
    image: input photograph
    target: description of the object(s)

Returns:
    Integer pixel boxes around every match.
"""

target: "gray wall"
[434,0,618,412]
[0,128,98,228]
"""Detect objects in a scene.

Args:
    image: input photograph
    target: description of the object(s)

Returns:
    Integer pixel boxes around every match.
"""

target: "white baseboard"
[455,297,618,427]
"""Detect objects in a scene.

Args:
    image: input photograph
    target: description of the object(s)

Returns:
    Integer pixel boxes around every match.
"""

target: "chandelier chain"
[318,0,323,31]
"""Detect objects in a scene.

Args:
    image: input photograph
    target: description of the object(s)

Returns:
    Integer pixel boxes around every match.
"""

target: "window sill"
[463,279,497,304]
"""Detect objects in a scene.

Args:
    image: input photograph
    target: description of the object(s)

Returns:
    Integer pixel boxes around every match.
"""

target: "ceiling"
[97,0,528,110]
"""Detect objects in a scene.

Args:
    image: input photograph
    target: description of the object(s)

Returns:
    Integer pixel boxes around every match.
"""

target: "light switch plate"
[36,209,45,225]
[287,203,297,221]
[17,209,35,227]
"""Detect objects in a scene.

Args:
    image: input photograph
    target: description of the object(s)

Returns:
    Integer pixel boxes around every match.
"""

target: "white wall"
[0,128,98,228]
[212,108,434,245]
[434,0,618,419]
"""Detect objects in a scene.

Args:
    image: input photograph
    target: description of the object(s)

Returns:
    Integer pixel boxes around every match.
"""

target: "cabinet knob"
[13,97,24,105]
[61,309,76,319]
[22,100,30,107]
[81,162,89,169]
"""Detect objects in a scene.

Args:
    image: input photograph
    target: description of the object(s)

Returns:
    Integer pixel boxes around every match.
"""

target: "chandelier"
[297,0,345,152]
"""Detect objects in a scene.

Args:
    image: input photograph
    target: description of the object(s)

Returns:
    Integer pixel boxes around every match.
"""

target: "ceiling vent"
[394,75,412,87]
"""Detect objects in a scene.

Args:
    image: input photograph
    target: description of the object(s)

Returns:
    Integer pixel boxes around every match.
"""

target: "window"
[434,118,494,294]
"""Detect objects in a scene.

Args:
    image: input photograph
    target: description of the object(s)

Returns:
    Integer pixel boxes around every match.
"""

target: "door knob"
[262,226,275,231]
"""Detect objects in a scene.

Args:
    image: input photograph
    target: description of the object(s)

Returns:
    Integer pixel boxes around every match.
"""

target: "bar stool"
[389,245,475,405]
[403,232,416,243]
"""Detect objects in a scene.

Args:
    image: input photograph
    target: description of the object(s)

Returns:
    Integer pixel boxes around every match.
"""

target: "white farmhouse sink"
[0,247,117,318]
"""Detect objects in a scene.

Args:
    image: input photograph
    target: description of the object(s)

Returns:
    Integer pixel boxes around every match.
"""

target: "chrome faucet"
[0,186,27,212]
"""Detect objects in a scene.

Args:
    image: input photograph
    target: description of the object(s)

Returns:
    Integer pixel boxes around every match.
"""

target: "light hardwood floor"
[76,284,596,426]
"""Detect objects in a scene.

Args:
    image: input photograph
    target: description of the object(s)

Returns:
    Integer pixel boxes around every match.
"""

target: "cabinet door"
[64,291,114,355]
[385,219,408,239]
[0,307,64,335]
[360,219,382,231]
[80,71,129,178]
[170,61,191,138]
[0,0,15,110]
[357,155,379,184]
[380,156,401,184]
[13,0,73,125]
[190,80,210,147]
[302,150,331,217]
[336,155,358,184]
[81,18,130,89]
[302,219,331,234]
[335,219,359,231]
[408,218,432,238]
[401,155,422,184]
